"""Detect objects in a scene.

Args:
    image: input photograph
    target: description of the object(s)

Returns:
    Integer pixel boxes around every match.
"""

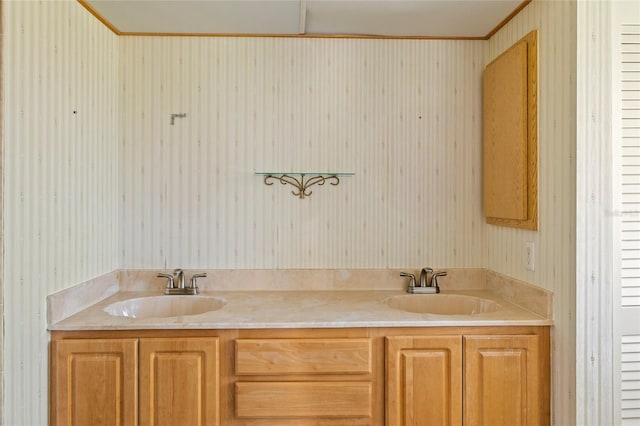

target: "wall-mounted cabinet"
[483,30,538,230]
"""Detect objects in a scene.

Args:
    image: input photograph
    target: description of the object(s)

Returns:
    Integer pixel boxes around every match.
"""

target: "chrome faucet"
[157,269,205,295]
[400,267,445,294]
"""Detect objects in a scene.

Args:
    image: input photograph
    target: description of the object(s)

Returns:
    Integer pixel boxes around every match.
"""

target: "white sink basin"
[104,296,225,319]
[386,294,500,315]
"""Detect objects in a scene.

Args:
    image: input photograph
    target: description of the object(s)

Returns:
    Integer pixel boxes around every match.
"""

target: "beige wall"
[576,2,614,423]
[2,1,119,423]
[119,37,487,270]
[485,1,577,425]
[2,0,579,424]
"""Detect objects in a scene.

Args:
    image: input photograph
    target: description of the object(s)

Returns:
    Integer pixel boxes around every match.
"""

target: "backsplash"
[117,267,486,292]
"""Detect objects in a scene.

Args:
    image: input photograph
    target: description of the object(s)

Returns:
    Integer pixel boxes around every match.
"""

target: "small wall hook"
[170,113,187,125]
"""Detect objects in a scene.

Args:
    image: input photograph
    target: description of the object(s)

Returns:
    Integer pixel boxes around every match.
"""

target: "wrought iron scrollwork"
[263,174,340,199]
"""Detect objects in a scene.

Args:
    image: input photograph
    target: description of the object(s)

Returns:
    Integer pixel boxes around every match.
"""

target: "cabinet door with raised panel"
[51,338,138,426]
[139,337,219,426]
[464,335,547,426]
[386,336,463,426]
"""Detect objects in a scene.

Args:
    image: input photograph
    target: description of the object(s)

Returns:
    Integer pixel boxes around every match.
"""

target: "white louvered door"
[615,3,640,424]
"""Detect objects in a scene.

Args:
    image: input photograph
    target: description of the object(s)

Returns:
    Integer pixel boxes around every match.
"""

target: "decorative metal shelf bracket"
[257,172,353,199]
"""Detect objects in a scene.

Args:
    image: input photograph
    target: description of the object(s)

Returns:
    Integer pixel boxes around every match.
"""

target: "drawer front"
[235,381,372,418]
[235,338,372,375]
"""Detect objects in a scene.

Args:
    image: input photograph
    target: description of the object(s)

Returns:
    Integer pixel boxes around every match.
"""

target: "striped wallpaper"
[484,1,577,425]
[1,0,583,424]
[576,1,614,425]
[119,37,487,270]
[2,1,119,424]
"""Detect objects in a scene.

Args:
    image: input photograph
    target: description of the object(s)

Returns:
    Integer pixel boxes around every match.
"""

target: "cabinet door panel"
[386,336,462,426]
[51,338,138,426]
[139,337,219,426]
[464,335,541,426]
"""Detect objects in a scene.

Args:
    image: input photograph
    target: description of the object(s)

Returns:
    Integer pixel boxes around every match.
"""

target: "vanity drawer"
[235,381,372,418]
[235,338,372,375]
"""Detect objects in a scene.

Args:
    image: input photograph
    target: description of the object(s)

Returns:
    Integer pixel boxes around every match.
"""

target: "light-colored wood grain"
[485,30,538,230]
[235,381,372,419]
[235,338,372,375]
[483,39,528,220]
[464,334,543,426]
[50,326,549,426]
[386,336,463,426]
[50,338,138,426]
[139,337,220,426]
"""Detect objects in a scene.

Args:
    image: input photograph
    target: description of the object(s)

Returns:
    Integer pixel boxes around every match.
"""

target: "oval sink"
[386,294,500,315]
[104,296,225,319]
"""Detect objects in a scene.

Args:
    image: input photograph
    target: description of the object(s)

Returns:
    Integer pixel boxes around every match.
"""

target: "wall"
[119,37,487,270]
[484,1,577,425]
[1,0,579,423]
[576,2,614,424]
[2,1,119,424]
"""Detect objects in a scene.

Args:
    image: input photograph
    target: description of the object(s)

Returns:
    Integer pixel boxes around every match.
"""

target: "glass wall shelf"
[255,172,354,199]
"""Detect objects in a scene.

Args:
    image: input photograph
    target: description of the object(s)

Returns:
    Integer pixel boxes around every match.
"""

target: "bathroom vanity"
[48,269,552,426]
[50,326,549,426]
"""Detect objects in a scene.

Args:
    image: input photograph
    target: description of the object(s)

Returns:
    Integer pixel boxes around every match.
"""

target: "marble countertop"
[49,289,552,330]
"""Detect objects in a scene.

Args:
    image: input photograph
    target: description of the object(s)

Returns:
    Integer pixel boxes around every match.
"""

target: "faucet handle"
[431,271,447,290]
[157,273,175,289]
[190,273,207,290]
[400,272,417,288]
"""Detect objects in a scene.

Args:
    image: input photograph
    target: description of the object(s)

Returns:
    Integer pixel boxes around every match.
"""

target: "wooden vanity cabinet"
[50,338,139,426]
[50,335,220,426]
[386,336,463,426]
[139,337,219,426]
[464,335,543,426]
[386,331,549,426]
[50,327,548,426]
[234,337,376,425]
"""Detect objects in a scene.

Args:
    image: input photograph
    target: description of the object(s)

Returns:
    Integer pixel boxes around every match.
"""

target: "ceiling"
[82,0,529,39]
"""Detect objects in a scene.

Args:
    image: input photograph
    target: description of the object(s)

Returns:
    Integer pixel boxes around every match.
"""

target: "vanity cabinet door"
[50,338,138,426]
[139,337,220,426]
[464,335,546,426]
[386,336,463,426]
